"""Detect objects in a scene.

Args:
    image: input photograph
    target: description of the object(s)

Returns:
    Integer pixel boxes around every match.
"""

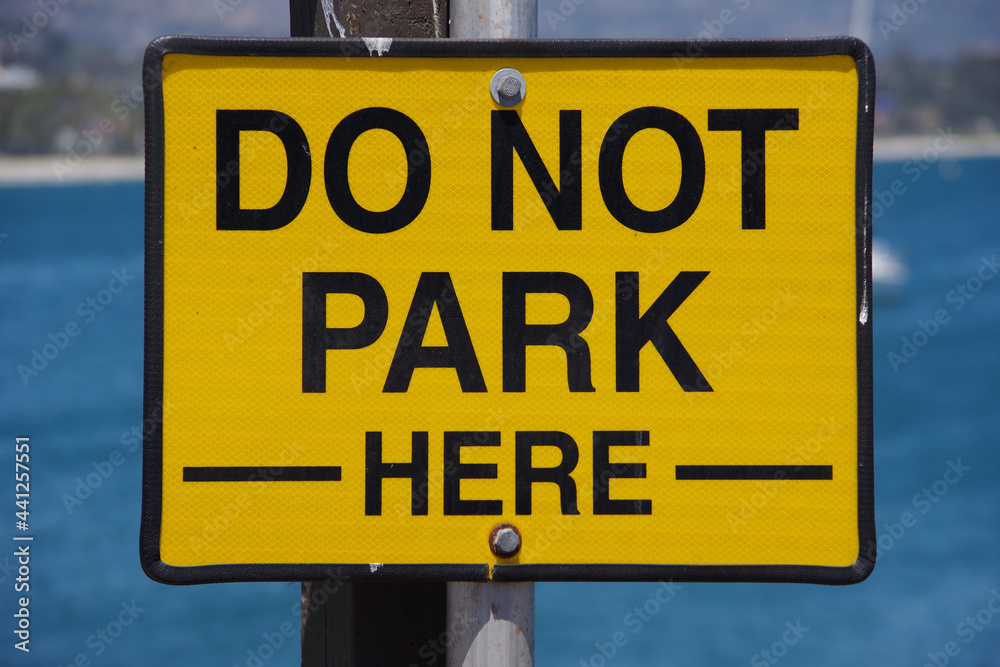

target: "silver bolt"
[489,523,522,557]
[490,68,526,107]
[498,75,521,99]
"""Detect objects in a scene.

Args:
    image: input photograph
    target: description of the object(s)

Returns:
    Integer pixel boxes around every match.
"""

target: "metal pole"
[447,3,538,661]
[450,0,538,38]
[446,582,535,667]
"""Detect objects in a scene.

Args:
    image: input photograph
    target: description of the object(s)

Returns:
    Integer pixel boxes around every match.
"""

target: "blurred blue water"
[1,156,998,666]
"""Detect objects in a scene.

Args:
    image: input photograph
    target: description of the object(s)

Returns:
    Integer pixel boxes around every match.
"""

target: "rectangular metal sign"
[142,36,874,584]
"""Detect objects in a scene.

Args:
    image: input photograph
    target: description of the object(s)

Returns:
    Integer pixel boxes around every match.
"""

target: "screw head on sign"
[489,523,522,558]
[499,75,521,98]
[490,68,526,107]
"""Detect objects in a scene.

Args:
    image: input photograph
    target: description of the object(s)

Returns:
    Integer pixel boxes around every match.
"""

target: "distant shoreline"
[2,134,1000,184]
[873,133,1000,161]
[0,155,144,184]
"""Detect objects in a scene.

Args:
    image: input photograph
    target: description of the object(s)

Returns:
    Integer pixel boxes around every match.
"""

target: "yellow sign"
[142,37,875,584]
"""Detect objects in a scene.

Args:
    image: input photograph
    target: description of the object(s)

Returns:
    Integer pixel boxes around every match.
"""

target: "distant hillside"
[537,0,1000,62]
[1,0,998,155]
[3,0,997,64]
[3,0,998,69]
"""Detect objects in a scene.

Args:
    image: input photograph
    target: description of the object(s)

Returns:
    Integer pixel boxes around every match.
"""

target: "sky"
[2,0,999,70]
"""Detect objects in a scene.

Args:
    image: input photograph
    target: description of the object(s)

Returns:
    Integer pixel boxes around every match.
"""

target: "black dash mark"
[183,466,342,482]
[675,465,832,481]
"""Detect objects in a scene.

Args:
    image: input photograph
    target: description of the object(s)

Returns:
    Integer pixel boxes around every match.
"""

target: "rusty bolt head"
[489,523,522,558]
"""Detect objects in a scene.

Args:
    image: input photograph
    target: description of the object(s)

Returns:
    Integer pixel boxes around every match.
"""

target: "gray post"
[447,2,538,660]
[446,582,535,667]
[450,0,538,38]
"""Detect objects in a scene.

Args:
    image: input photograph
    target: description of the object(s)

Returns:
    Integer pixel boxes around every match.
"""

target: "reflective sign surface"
[142,37,874,584]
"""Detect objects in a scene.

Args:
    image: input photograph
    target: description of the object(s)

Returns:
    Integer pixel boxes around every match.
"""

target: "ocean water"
[1,155,998,666]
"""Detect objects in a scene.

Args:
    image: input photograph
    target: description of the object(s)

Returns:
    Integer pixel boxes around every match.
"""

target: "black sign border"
[142,35,875,586]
